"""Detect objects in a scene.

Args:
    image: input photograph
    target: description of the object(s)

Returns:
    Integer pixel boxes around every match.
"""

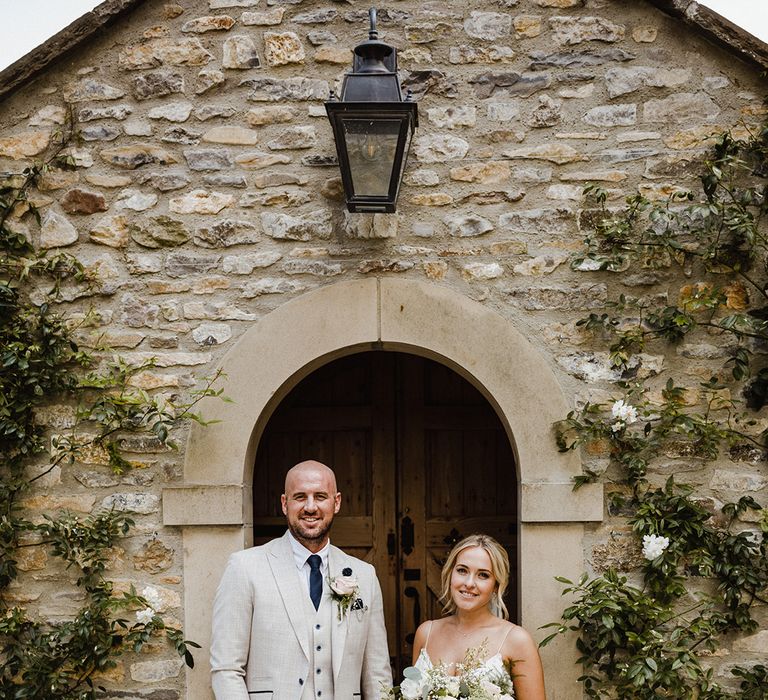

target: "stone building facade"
[1,0,766,698]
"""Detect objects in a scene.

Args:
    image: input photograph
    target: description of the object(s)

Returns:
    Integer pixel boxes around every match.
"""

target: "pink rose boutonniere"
[329,567,364,620]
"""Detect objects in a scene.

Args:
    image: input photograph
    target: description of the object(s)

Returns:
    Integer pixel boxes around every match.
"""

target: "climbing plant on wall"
[543,116,768,698]
[0,111,221,698]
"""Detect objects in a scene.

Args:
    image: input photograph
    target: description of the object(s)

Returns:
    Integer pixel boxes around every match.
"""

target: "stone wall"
[0,0,766,697]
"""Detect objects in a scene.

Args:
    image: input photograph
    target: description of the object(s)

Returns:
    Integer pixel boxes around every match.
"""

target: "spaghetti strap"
[424,620,435,653]
[495,625,513,654]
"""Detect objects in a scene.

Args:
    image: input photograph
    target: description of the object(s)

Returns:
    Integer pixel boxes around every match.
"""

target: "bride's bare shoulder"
[501,622,539,655]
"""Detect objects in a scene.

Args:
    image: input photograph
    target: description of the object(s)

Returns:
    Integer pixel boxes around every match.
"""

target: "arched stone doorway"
[253,350,518,675]
[163,278,603,700]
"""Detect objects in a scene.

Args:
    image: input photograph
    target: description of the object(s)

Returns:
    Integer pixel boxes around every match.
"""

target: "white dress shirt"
[287,531,330,596]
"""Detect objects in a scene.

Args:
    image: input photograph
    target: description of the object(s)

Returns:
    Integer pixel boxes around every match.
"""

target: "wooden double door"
[253,352,518,674]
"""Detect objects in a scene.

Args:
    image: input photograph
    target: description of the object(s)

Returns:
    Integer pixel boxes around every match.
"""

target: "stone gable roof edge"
[0,0,145,102]
[647,0,768,70]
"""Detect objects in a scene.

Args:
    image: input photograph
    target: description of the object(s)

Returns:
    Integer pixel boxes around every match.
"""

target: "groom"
[210,460,392,699]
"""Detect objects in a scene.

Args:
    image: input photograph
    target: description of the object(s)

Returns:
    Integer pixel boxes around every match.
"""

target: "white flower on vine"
[141,586,162,611]
[642,534,670,560]
[135,607,154,625]
[611,399,638,425]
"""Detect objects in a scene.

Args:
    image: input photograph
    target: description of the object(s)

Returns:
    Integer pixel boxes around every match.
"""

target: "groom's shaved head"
[282,460,341,551]
[284,460,337,494]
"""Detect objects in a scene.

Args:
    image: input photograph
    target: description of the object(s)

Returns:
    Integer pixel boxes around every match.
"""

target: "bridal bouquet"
[383,645,514,700]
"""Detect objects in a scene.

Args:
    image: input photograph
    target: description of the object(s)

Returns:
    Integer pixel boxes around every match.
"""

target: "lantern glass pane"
[342,118,401,197]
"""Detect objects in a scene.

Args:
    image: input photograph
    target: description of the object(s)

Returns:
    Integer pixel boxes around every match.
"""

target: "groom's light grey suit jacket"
[210,531,392,699]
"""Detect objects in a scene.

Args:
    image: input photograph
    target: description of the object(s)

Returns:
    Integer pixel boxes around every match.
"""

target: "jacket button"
[299,679,304,685]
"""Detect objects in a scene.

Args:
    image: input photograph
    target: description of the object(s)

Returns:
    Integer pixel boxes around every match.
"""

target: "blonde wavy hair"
[439,534,510,620]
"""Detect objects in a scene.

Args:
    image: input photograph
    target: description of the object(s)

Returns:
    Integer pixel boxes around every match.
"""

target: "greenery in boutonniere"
[329,567,359,620]
[545,114,768,698]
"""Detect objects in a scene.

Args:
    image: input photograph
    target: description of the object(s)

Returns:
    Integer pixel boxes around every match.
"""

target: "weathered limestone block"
[120,292,160,328]
[422,261,448,280]
[0,130,50,159]
[195,219,260,247]
[132,70,185,100]
[130,659,183,683]
[114,189,158,211]
[449,45,515,64]
[464,11,511,40]
[192,322,233,346]
[194,105,237,121]
[241,77,328,101]
[182,149,232,174]
[605,66,691,98]
[247,106,296,125]
[133,539,175,573]
[195,67,226,94]
[182,15,236,32]
[38,170,79,193]
[130,216,190,248]
[222,251,282,274]
[401,70,460,99]
[119,38,213,69]
[427,105,476,129]
[409,193,454,206]
[444,214,494,237]
[526,94,562,127]
[583,104,636,127]
[462,262,504,280]
[137,171,191,191]
[253,171,308,188]
[528,48,635,69]
[632,26,658,42]
[499,207,574,234]
[30,105,67,125]
[591,531,644,573]
[460,189,525,205]
[148,101,193,122]
[40,211,78,248]
[450,161,510,184]
[266,126,317,150]
[241,278,307,297]
[202,126,259,145]
[80,124,121,141]
[643,93,720,123]
[241,8,286,25]
[513,15,543,37]
[61,188,107,215]
[169,189,234,214]
[469,71,550,99]
[90,214,130,248]
[64,79,125,102]
[126,253,162,274]
[315,45,353,64]
[124,119,152,136]
[282,260,342,276]
[487,101,520,121]
[165,252,221,277]
[264,32,305,65]
[343,213,398,239]
[100,145,178,169]
[414,134,469,162]
[358,259,415,274]
[235,151,292,169]
[513,253,568,276]
[261,210,332,240]
[710,470,768,492]
[223,35,261,68]
[502,143,585,164]
[204,173,247,188]
[240,190,312,207]
[550,16,625,45]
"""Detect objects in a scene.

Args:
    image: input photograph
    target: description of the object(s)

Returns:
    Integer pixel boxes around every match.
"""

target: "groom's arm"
[210,552,253,700]
[361,572,393,699]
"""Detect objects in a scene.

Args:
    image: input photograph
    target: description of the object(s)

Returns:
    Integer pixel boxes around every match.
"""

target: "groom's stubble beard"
[289,516,334,548]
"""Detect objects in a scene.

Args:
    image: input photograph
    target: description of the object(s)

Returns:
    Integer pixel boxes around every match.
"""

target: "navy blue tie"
[308,555,322,610]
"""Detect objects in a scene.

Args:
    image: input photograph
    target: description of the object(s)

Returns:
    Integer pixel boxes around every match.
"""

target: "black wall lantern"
[325,8,418,213]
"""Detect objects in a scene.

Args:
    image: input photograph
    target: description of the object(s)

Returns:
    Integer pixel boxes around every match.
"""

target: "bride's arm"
[503,625,546,700]
[411,621,431,664]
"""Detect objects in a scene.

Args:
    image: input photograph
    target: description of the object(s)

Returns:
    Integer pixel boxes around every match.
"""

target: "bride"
[409,534,546,700]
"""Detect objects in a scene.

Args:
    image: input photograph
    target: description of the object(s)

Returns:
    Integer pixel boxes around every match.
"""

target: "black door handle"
[404,586,420,643]
[387,530,396,556]
[401,515,414,555]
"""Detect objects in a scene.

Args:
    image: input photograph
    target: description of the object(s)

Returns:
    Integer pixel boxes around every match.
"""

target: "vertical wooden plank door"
[253,352,517,676]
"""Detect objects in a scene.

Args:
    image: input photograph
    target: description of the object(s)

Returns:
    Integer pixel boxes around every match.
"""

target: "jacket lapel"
[329,545,349,683]
[267,532,310,661]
